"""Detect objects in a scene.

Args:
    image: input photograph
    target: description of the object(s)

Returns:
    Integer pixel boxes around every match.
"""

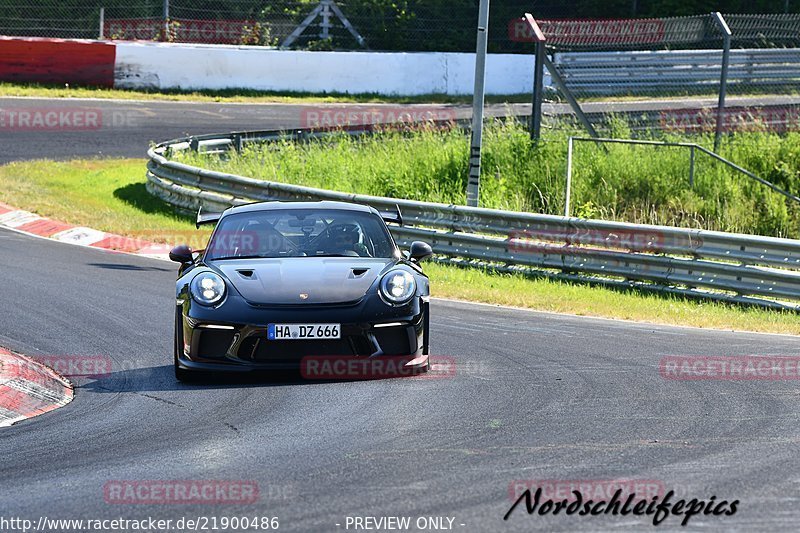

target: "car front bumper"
[177,297,428,374]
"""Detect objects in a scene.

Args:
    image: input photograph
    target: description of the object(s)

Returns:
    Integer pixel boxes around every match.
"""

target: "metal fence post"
[98,7,104,39]
[565,136,574,217]
[712,12,731,153]
[163,0,170,42]
[689,145,695,188]
[282,1,367,49]
[466,0,490,207]
[524,14,546,141]
[320,0,332,39]
[543,55,600,139]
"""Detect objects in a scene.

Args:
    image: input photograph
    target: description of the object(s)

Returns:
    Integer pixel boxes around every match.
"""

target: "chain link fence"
[513,11,800,240]
[0,1,796,51]
[2,2,800,135]
[0,1,523,50]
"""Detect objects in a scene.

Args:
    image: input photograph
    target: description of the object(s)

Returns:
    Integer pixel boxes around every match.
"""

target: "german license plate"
[268,323,341,340]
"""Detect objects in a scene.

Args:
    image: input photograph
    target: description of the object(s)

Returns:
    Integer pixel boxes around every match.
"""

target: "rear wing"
[196,206,223,228]
[379,204,403,226]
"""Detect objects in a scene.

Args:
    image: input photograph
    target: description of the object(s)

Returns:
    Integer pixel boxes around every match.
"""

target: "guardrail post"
[189,137,199,152]
[712,12,731,153]
[466,0,491,207]
[524,13,546,141]
[565,136,574,217]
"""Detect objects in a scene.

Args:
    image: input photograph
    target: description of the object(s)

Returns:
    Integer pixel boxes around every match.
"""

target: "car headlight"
[190,271,226,306]
[380,269,416,305]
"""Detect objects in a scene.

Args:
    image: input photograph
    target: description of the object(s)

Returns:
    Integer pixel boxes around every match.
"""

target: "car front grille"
[231,325,414,364]
[196,329,236,358]
[236,335,373,362]
[373,327,413,356]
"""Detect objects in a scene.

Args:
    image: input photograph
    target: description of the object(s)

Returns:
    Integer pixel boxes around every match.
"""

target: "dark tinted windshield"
[205,208,397,260]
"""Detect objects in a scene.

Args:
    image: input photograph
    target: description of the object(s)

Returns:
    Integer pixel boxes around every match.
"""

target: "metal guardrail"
[147,129,800,310]
[553,48,800,96]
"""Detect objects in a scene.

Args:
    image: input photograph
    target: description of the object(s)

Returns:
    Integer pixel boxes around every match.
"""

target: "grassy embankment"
[177,118,800,238]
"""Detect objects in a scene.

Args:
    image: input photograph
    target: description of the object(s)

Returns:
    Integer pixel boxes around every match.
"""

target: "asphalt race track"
[0,98,489,163]
[3,99,800,531]
[3,94,797,162]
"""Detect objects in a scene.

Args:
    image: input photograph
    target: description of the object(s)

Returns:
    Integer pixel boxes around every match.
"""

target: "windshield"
[205,208,397,260]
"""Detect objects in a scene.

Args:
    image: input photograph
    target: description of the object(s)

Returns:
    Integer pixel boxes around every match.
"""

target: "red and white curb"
[0,347,73,427]
[0,201,172,260]
[0,201,171,427]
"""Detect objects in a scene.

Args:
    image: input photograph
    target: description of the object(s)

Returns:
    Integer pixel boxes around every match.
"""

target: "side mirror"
[409,241,433,263]
[169,244,194,264]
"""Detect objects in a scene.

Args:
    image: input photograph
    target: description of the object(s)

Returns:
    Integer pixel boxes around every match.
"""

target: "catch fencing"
[146,129,800,310]
[522,13,800,137]
[0,1,543,51]
[552,49,800,97]
[4,4,800,134]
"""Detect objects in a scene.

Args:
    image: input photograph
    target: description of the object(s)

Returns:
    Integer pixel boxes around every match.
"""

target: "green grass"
[0,157,799,335]
[177,118,800,238]
[427,263,800,335]
[5,81,792,106]
[0,82,530,105]
[0,158,211,243]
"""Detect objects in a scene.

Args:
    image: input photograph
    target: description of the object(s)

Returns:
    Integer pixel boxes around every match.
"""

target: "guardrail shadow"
[76,362,432,393]
[88,262,173,272]
[78,364,316,393]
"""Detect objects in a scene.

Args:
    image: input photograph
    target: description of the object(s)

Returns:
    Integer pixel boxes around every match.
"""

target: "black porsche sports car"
[169,200,433,381]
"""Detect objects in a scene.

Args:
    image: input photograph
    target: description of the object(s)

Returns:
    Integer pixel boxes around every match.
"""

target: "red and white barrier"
[0,36,115,87]
[0,37,538,96]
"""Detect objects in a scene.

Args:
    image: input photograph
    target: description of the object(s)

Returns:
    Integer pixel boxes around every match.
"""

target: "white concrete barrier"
[114,41,544,96]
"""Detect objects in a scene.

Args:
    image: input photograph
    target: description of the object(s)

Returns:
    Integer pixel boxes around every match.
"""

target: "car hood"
[212,257,396,305]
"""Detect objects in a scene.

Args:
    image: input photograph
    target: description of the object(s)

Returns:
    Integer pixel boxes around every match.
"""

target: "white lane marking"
[51,227,107,246]
[0,406,25,427]
[0,210,41,228]
[432,297,800,340]
[5,378,68,404]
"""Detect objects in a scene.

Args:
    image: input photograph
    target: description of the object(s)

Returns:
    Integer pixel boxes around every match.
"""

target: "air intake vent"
[237,269,255,279]
[350,268,370,278]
